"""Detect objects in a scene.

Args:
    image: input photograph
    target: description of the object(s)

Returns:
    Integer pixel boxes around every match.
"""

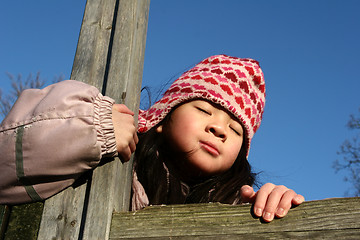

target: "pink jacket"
[0,80,119,204]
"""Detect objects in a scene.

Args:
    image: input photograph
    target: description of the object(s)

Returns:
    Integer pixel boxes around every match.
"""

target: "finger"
[275,189,297,218]
[129,138,137,153]
[292,194,305,205]
[134,132,139,144]
[240,185,256,203]
[252,183,275,218]
[262,185,289,222]
[119,147,131,162]
[113,104,134,115]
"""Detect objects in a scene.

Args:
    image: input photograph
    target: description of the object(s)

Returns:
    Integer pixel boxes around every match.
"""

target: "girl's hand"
[240,183,304,222]
[112,104,139,161]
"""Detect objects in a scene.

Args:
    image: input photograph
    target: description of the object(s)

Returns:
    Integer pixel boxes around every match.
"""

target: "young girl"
[0,55,303,222]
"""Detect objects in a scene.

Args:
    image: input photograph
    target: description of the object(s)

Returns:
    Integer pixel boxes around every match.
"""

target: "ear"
[155,124,163,133]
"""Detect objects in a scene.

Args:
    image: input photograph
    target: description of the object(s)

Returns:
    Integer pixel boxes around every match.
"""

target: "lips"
[199,141,220,156]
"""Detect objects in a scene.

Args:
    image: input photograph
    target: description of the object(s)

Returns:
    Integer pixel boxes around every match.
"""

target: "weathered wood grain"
[37,0,149,239]
[82,0,149,239]
[38,0,117,239]
[37,187,87,240]
[110,197,360,239]
[71,0,118,90]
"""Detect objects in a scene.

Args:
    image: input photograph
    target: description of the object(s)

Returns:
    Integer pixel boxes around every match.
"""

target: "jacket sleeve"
[0,80,118,204]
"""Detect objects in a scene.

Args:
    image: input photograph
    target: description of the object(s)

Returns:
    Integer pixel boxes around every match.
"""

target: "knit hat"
[138,54,266,158]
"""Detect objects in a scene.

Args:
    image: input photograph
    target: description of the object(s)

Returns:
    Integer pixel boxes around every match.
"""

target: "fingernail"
[276,208,285,217]
[263,212,274,221]
[254,207,262,216]
[295,195,304,202]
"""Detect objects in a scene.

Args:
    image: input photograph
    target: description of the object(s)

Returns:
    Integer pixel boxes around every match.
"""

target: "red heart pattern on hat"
[138,55,266,158]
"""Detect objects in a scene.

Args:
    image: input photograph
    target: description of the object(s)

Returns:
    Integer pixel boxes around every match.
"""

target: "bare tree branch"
[0,72,64,118]
[334,108,360,197]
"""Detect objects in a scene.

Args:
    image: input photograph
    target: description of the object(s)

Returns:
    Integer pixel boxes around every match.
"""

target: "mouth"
[199,141,220,156]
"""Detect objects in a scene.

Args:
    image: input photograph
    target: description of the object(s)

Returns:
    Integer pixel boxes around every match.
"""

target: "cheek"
[225,143,242,168]
[164,123,196,153]
[164,115,201,152]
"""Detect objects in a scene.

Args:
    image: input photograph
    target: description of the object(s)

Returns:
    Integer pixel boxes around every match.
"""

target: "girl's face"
[156,100,243,177]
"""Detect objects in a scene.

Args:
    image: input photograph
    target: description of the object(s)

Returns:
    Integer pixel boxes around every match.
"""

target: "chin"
[192,166,222,178]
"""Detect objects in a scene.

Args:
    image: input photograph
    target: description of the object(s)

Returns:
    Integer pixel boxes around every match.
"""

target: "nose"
[206,124,227,141]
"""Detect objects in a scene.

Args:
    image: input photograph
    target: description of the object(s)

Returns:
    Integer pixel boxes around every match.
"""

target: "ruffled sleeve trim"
[93,94,118,158]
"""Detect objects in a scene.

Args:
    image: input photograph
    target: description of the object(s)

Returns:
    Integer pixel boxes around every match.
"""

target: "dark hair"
[133,120,257,206]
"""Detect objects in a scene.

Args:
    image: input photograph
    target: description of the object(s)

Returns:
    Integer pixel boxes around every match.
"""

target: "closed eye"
[196,107,211,115]
[230,127,241,136]
[230,124,243,136]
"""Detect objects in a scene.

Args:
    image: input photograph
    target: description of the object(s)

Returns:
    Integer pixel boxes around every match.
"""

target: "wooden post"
[37,0,149,239]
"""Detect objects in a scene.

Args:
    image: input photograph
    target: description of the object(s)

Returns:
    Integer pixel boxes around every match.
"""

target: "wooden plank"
[38,0,149,239]
[82,0,149,239]
[96,0,150,212]
[3,202,43,240]
[71,0,118,90]
[37,0,117,239]
[110,197,360,239]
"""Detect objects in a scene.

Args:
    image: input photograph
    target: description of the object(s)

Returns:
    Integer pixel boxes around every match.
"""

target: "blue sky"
[1,0,359,201]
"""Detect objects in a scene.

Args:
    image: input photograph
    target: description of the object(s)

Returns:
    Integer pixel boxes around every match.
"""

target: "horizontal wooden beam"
[110,197,360,239]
